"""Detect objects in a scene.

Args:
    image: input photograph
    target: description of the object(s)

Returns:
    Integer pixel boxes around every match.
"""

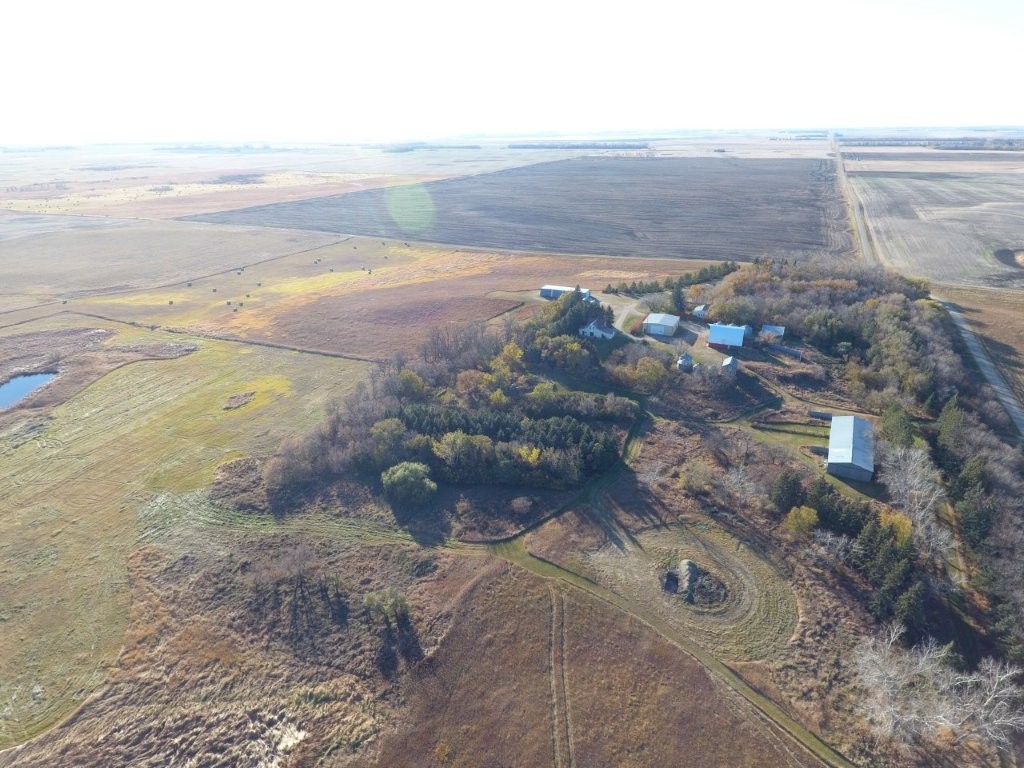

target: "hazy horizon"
[5,0,1023,145]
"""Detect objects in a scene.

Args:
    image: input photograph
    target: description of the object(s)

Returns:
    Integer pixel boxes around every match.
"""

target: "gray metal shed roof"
[645,313,680,328]
[827,415,874,472]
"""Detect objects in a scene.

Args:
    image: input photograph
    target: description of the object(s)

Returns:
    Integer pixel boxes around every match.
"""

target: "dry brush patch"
[0,491,481,768]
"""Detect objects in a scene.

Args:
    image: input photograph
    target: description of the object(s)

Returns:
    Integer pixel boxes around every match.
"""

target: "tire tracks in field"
[547,586,574,768]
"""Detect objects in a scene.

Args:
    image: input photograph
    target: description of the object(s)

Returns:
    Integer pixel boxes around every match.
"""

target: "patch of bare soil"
[223,390,256,410]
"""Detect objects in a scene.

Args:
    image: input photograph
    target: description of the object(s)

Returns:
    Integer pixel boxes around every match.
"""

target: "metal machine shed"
[643,313,681,336]
[540,285,590,300]
[708,323,747,348]
[826,415,874,482]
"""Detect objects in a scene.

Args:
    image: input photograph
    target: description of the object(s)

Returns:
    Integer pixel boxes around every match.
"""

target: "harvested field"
[187,157,853,262]
[0,219,339,303]
[939,285,1024,404]
[62,240,725,358]
[848,163,1024,288]
[0,210,130,242]
[0,144,591,220]
[0,317,369,747]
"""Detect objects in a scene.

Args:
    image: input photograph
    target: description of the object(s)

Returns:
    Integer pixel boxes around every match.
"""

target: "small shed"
[761,324,786,340]
[692,304,709,319]
[540,285,590,300]
[643,313,681,336]
[721,356,738,372]
[708,323,747,349]
[579,319,615,340]
[826,415,875,482]
[676,353,694,371]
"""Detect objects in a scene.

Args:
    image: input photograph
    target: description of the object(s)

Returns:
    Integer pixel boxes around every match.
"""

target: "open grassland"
[372,563,822,768]
[582,521,799,662]
[187,157,853,261]
[0,317,369,747]
[2,484,485,767]
[64,239,725,358]
[561,588,822,768]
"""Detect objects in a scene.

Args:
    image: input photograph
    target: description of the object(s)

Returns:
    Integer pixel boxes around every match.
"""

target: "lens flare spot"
[385,184,435,235]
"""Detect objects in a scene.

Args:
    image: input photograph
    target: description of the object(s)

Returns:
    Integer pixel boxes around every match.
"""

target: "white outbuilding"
[643,313,681,336]
[540,285,590,300]
[826,415,875,483]
[708,323,749,349]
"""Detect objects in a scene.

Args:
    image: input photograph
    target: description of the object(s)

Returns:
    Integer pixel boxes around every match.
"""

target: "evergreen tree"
[937,394,966,454]
[769,469,805,514]
[880,403,914,448]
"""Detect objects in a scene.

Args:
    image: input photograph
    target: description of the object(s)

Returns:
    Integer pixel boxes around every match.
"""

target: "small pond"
[0,373,57,409]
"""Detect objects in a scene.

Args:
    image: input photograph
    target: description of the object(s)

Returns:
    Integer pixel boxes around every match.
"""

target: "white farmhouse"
[579,319,616,340]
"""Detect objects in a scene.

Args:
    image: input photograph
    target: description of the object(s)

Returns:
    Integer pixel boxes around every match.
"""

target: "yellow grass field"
[0,315,369,746]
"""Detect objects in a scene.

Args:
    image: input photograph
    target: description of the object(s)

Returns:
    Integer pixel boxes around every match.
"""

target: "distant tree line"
[604,261,739,298]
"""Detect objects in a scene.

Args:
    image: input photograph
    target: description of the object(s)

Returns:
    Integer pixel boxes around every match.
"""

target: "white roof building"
[708,323,748,348]
[643,313,681,337]
[693,304,709,319]
[540,285,590,300]
[826,416,874,483]
[579,319,616,340]
[761,324,786,339]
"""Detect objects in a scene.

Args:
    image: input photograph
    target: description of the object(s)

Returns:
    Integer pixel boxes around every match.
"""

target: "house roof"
[761,324,786,338]
[542,285,589,294]
[583,319,614,334]
[722,356,736,368]
[827,415,874,472]
[708,323,746,346]
[644,313,680,328]
[694,304,709,312]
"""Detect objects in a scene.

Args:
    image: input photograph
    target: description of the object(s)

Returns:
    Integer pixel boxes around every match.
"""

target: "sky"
[3,0,1022,145]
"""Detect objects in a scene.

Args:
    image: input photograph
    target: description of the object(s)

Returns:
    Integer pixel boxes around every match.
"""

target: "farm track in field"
[547,586,574,768]
[937,299,1024,438]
